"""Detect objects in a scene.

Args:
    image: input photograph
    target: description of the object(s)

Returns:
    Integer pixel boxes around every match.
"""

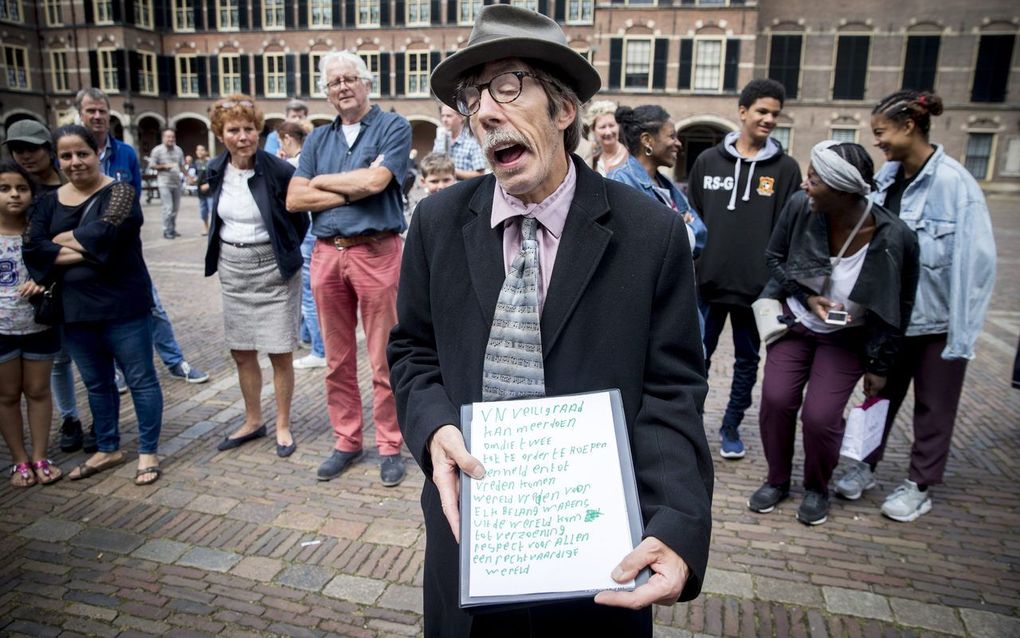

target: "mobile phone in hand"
[825,310,849,326]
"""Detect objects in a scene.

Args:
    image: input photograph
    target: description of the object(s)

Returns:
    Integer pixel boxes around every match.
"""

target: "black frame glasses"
[455,71,544,116]
[325,75,366,91]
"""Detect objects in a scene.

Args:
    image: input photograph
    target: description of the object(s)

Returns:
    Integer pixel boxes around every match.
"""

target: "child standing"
[0,161,62,487]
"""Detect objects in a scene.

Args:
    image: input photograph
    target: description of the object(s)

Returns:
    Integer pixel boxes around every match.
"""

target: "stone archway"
[174,117,210,158]
[676,118,737,183]
[409,118,439,169]
[136,115,163,160]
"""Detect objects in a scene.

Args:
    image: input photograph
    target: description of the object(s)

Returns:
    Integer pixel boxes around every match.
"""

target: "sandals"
[32,459,63,485]
[68,454,125,481]
[10,463,36,488]
[134,466,161,486]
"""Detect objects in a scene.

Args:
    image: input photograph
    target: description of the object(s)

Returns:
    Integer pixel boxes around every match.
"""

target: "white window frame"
[830,127,858,144]
[693,38,725,92]
[510,0,538,11]
[139,51,158,95]
[2,45,30,90]
[405,50,430,97]
[263,0,285,29]
[565,0,593,25]
[359,51,381,98]
[572,47,592,64]
[172,0,195,31]
[220,54,242,95]
[98,48,118,93]
[136,0,154,28]
[50,50,70,92]
[771,126,792,153]
[1001,136,1020,177]
[622,37,653,91]
[458,0,482,26]
[264,53,287,97]
[406,0,429,26]
[95,0,114,24]
[356,0,380,27]
[310,51,328,92]
[309,0,331,28]
[177,55,199,96]
[963,132,996,181]
[0,0,23,23]
[218,0,239,30]
[45,0,63,26]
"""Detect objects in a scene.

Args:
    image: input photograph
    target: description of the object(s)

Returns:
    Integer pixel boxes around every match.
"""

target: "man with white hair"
[286,52,412,486]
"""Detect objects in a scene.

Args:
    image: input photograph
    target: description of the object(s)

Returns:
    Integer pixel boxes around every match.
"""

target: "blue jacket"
[607,155,707,257]
[102,137,143,198]
[871,145,996,360]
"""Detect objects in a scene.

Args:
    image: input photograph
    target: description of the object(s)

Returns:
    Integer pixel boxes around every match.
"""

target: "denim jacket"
[871,145,996,360]
[608,155,707,257]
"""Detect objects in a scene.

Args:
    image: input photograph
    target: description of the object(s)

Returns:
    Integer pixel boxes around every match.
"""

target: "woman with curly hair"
[583,100,627,176]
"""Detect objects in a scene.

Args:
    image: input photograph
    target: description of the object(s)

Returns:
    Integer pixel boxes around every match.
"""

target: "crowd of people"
[0,4,1001,635]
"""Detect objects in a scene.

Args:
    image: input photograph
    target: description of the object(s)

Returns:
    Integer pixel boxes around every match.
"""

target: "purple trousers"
[759,323,865,493]
[864,333,967,486]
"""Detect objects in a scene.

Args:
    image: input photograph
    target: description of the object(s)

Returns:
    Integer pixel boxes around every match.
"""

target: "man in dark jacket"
[687,78,802,460]
[388,6,711,638]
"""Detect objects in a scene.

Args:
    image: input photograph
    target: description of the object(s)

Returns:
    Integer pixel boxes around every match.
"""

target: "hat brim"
[430,36,601,111]
[3,135,49,146]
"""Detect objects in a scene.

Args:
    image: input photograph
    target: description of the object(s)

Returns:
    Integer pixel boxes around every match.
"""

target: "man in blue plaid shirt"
[431,103,486,180]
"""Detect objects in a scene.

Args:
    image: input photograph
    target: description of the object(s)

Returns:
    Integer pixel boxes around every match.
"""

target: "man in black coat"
[387,6,713,637]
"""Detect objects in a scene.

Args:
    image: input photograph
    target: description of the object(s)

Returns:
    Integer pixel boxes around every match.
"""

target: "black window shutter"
[431,0,440,24]
[114,0,125,23]
[196,56,208,96]
[129,52,141,92]
[239,0,249,29]
[554,0,564,22]
[210,55,220,96]
[193,1,205,29]
[611,0,625,5]
[446,1,455,24]
[429,50,441,93]
[679,0,694,5]
[158,55,173,95]
[207,0,218,29]
[253,55,264,96]
[678,38,693,90]
[730,0,745,5]
[901,35,939,92]
[339,0,349,26]
[286,54,297,97]
[89,51,99,87]
[117,50,128,91]
[300,53,311,95]
[652,38,668,90]
[537,0,547,16]
[380,52,391,96]
[154,1,168,29]
[608,38,622,89]
[285,1,294,27]
[251,0,262,28]
[971,34,1014,103]
[298,0,308,27]
[395,0,404,25]
[768,35,801,99]
[833,35,869,100]
[723,39,740,91]
[395,52,405,95]
[381,0,390,24]
[240,54,251,95]
[84,0,94,23]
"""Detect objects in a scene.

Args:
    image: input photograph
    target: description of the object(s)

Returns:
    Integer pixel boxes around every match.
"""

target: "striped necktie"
[482,216,545,400]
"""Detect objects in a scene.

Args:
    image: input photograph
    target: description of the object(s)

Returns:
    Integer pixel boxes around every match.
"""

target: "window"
[768,34,802,99]
[771,126,792,152]
[405,51,430,96]
[98,48,118,92]
[220,54,242,94]
[264,53,287,97]
[45,0,63,25]
[136,0,153,28]
[626,0,655,5]
[95,0,113,24]
[971,34,1015,103]
[565,0,593,24]
[177,55,199,96]
[173,0,195,30]
[310,51,327,92]
[693,39,723,91]
[359,51,381,97]
[902,35,940,92]
[309,0,331,27]
[510,0,538,11]
[830,127,858,144]
[697,0,727,5]
[964,133,994,180]
[0,0,22,23]
[832,35,870,100]
[573,47,592,64]
[458,0,483,26]
[263,0,285,28]
[139,51,158,94]
[2,45,29,90]
[357,0,380,27]
[406,0,429,26]
[50,50,69,92]
[623,38,652,89]
[218,0,239,29]
[1001,137,1020,177]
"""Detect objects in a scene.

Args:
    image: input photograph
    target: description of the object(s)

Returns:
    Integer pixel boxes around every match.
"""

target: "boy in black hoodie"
[688,79,802,460]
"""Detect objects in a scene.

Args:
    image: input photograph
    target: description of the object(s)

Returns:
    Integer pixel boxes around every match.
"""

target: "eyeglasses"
[455,71,546,116]
[325,75,365,91]
[214,99,255,109]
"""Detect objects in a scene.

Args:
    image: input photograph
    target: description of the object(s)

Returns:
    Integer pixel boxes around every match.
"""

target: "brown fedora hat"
[430,5,601,110]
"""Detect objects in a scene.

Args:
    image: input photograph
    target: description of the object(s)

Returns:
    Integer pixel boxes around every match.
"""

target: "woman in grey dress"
[203,95,309,457]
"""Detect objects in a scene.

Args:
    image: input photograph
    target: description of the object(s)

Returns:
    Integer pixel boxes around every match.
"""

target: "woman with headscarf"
[204,95,309,457]
[747,141,919,526]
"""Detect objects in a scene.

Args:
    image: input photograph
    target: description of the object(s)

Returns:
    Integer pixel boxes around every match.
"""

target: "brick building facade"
[1,0,1017,186]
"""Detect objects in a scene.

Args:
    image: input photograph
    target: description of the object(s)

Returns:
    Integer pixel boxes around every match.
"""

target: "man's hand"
[593,537,690,609]
[863,372,886,397]
[428,424,485,543]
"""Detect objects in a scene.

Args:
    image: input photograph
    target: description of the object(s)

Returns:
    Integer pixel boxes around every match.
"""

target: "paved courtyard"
[1,193,1018,638]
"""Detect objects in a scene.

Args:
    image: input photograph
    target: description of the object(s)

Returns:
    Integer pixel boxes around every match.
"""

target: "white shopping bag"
[840,397,890,461]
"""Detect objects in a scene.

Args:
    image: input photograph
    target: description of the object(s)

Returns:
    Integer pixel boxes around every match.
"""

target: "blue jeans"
[150,285,184,368]
[199,196,211,222]
[300,229,325,358]
[51,331,78,420]
[701,301,761,431]
[64,315,164,454]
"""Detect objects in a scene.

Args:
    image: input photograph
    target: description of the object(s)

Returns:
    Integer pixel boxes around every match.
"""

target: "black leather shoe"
[59,416,83,452]
[380,454,406,487]
[797,490,830,526]
[276,441,297,458]
[216,425,267,451]
[747,482,790,513]
[317,449,363,481]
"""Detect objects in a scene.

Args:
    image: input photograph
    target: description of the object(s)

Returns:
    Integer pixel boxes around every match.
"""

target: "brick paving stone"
[185,494,240,516]
[959,608,1020,638]
[367,618,421,636]
[889,597,965,636]
[755,577,824,607]
[823,587,894,622]
[114,613,173,634]
[377,584,424,614]
[275,564,335,592]
[362,520,421,547]
[175,547,242,572]
[320,518,369,539]
[70,527,145,554]
[266,624,325,638]
[132,539,192,564]
[230,555,285,582]
[322,573,387,605]
[16,518,82,542]
[64,602,118,622]
[1,620,62,637]
[148,488,200,509]
[702,567,754,599]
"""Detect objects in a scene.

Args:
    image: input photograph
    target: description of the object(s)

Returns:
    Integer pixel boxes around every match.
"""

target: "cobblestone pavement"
[1,194,1018,638]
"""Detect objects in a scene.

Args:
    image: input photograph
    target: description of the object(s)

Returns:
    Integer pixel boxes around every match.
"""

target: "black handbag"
[29,193,100,326]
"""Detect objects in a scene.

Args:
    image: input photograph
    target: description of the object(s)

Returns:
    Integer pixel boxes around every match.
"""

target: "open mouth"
[493,144,527,166]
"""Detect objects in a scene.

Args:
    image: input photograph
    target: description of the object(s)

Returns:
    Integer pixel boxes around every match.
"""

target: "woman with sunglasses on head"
[748,141,919,526]
[833,91,996,522]
[204,95,308,458]
[24,125,164,486]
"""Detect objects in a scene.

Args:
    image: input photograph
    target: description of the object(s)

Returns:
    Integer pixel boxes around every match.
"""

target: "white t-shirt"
[0,234,46,335]
[787,245,869,333]
[217,163,270,244]
[342,123,361,147]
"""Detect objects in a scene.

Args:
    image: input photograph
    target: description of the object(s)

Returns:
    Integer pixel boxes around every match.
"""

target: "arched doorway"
[136,115,163,160]
[409,117,439,170]
[173,117,210,158]
[676,119,735,184]
[109,115,125,143]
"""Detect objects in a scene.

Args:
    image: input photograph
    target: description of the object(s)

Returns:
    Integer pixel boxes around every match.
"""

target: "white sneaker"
[293,354,327,369]
[835,460,876,500]
[881,479,932,522]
